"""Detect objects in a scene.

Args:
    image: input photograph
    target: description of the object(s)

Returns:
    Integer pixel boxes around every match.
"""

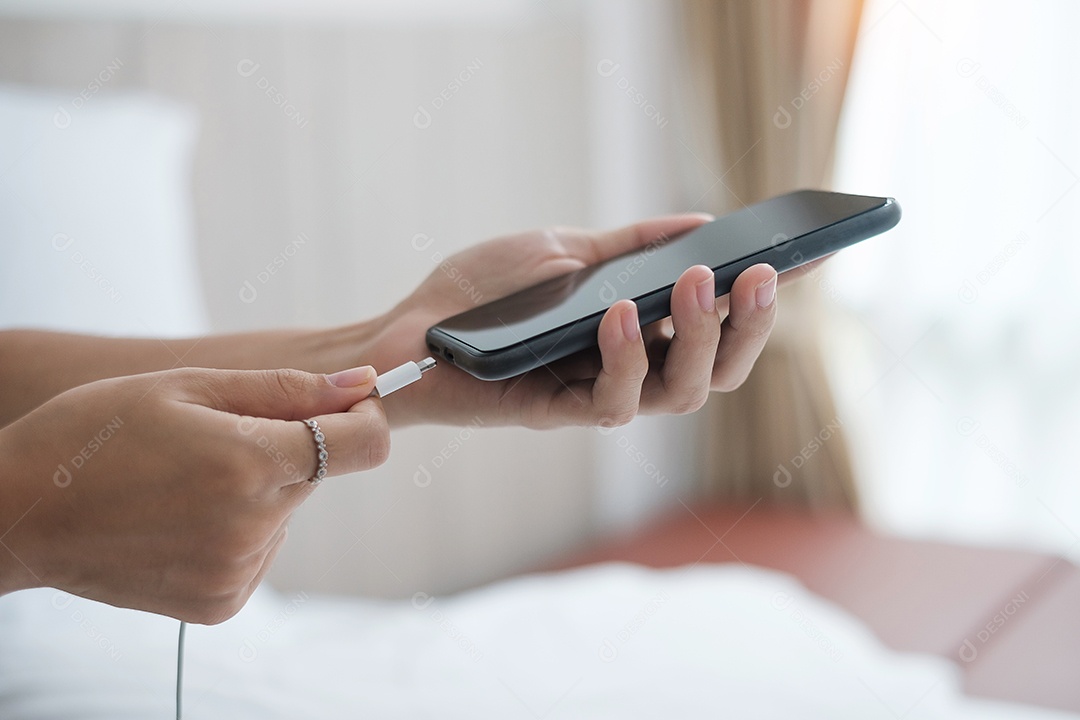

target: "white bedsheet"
[0,563,1072,719]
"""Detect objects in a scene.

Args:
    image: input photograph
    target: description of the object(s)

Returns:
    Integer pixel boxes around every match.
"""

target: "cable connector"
[374,357,437,397]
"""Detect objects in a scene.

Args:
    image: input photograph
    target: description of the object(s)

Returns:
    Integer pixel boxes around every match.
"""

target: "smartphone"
[426,189,900,381]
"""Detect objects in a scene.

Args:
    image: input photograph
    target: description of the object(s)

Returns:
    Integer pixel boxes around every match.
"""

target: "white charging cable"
[374,357,437,397]
[176,621,186,719]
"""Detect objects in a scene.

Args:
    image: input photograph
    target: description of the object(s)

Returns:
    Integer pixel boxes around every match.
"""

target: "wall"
[0,0,710,598]
[0,8,596,598]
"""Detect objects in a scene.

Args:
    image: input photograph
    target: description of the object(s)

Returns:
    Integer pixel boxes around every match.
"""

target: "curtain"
[678,0,865,510]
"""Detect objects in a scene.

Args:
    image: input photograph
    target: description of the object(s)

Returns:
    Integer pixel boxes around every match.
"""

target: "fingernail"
[327,365,376,388]
[621,303,641,341]
[755,274,777,309]
[696,274,715,313]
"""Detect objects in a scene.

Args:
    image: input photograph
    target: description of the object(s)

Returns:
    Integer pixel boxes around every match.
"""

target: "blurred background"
[0,0,1077,607]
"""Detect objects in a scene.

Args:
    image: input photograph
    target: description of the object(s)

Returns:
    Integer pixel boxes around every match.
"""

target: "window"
[830,0,1080,556]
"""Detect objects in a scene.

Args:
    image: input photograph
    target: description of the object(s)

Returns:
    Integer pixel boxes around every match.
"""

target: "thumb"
[559,213,714,265]
[175,365,378,420]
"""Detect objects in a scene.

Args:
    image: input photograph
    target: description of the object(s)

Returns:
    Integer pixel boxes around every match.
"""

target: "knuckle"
[161,366,199,387]
[177,368,233,407]
[544,226,567,243]
[198,595,249,625]
[353,403,391,469]
[601,406,638,428]
[543,227,586,257]
[199,558,248,598]
[197,578,241,613]
[669,392,710,415]
[267,368,314,402]
[192,558,261,624]
[169,366,211,384]
[180,606,217,625]
[232,525,274,561]
[364,426,392,469]
[178,609,206,624]
[737,305,777,340]
[745,319,774,343]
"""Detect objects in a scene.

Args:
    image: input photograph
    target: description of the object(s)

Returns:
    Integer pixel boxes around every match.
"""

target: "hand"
[0,364,388,624]
[367,215,781,429]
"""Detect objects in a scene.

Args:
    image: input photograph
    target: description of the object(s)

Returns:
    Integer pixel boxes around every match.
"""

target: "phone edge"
[428,196,901,381]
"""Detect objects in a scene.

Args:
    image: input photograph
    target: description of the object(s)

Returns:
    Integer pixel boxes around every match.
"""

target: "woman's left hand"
[364,214,779,429]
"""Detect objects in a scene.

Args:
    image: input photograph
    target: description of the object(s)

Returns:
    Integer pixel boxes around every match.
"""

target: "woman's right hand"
[0,364,388,624]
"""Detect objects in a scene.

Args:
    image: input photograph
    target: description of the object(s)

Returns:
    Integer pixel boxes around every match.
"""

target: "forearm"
[0,422,45,596]
[0,323,382,427]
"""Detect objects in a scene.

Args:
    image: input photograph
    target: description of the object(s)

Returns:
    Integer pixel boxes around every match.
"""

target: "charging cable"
[176,621,186,720]
[374,357,436,397]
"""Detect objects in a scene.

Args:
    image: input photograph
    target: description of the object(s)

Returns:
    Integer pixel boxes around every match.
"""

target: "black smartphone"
[426,189,900,381]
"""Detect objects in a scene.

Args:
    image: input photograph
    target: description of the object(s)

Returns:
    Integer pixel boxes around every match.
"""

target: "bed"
[1,503,1077,719]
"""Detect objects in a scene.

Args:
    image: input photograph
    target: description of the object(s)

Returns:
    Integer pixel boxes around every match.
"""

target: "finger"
[544,300,648,427]
[542,346,604,384]
[173,365,378,420]
[203,522,291,624]
[711,263,778,392]
[558,214,714,265]
[299,398,391,481]
[244,523,289,601]
[640,266,721,414]
[239,397,391,489]
[708,255,831,317]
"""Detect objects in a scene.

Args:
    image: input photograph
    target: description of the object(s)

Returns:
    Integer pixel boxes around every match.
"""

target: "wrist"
[297,317,389,374]
[302,311,439,429]
[349,308,437,428]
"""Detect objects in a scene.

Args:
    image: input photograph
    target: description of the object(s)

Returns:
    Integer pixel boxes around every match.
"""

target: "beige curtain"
[679,0,865,510]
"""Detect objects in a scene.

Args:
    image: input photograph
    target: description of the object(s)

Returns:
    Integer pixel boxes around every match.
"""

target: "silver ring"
[303,419,328,486]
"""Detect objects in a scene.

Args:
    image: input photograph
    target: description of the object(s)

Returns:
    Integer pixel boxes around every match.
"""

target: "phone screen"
[436,191,887,352]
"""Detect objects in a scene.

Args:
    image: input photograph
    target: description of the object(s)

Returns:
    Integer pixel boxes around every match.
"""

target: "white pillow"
[0,84,207,336]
